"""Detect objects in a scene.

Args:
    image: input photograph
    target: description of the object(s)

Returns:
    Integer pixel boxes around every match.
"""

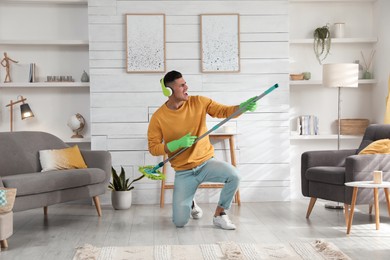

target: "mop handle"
[154,83,279,170]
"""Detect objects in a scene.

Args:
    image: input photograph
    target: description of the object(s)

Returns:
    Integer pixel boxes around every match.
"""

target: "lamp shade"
[20,103,34,119]
[323,63,359,88]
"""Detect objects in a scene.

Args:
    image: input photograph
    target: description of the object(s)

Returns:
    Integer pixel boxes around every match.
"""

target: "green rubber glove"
[239,97,257,112]
[167,133,197,152]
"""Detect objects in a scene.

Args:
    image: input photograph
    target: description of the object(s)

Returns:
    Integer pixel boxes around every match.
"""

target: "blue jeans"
[172,158,240,227]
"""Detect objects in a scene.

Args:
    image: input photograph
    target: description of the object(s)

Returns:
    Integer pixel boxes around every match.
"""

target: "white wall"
[88,0,290,204]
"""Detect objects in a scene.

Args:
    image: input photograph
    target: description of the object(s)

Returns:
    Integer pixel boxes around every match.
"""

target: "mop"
[139,83,279,180]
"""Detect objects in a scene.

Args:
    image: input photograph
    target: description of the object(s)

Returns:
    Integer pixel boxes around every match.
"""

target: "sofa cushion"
[306,166,345,185]
[1,168,106,196]
[39,145,87,172]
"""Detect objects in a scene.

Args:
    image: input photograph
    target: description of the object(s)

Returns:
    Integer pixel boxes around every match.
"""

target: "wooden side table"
[160,133,240,208]
[345,181,390,234]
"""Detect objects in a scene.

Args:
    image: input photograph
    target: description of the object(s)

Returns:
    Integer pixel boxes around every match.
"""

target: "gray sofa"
[0,131,111,216]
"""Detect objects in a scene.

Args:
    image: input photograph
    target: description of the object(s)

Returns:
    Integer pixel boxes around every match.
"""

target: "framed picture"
[126,14,166,73]
[200,14,240,73]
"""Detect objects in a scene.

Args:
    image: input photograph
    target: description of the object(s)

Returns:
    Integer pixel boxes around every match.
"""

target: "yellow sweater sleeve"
[147,96,238,170]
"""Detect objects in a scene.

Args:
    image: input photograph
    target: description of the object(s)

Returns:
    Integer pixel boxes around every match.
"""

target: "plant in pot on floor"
[109,166,145,210]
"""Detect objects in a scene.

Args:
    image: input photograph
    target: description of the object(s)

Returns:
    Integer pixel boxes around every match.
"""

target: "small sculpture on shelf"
[67,113,85,138]
[1,52,18,83]
[81,70,89,82]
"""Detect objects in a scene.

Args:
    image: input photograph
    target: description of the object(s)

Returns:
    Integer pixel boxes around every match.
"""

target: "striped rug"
[73,240,350,260]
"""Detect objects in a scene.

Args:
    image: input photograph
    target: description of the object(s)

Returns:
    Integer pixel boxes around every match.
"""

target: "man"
[147,70,257,230]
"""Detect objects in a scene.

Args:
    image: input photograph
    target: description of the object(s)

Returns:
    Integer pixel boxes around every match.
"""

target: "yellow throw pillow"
[0,188,17,213]
[358,139,390,155]
[39,145,87,172]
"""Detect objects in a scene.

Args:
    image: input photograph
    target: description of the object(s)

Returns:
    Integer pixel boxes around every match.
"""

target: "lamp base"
[324,202,344,210]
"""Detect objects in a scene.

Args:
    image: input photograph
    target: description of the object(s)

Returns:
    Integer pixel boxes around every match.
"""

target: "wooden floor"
[2,199,390,259]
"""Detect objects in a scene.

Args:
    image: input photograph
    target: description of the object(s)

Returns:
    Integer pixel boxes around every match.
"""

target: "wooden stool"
[160,133,240,207]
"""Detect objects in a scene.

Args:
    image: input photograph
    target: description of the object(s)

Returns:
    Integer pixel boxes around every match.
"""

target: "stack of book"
[297,115,319,135]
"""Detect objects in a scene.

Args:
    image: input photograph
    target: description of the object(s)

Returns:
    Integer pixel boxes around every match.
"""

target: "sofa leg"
[43,206,48,215]
[306,197,317,218]
[1,239,8,248]
[93,196,102,217]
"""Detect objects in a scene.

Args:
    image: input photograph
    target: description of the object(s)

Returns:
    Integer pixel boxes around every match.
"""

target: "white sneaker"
[213,213,236,230]
[191,200,203,219]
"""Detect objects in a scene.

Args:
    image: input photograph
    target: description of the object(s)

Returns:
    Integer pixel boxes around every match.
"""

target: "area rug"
[73,240,350,260]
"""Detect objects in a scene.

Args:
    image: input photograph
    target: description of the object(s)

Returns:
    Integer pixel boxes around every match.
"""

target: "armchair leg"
[369,204,373,215]
[1,239,8,248]
[306,197,317,218]
[43,206,48,215]
[93,196,102,217]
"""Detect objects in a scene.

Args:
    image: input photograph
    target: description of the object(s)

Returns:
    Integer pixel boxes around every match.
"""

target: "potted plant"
[109,166,144,210]
[313,24,331,64]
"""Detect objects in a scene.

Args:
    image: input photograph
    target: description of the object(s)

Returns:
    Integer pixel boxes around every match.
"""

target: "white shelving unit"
[0,0,90,140]
[0,40,89,46]
[1,0,87,4]
[289,0,377,135]
[290,79,376,86]
[0,82,89,88]
[290,134,362,140]
[290,37,377,44]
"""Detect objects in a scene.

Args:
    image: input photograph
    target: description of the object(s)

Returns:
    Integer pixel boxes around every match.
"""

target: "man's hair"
[163,70,182,87]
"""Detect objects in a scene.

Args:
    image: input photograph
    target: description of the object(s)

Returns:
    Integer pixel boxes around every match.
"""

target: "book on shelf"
[29,63,36,83]
[297,115,318,135]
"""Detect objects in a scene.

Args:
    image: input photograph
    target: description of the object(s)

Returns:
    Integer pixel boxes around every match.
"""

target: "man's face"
[170,77,189,101]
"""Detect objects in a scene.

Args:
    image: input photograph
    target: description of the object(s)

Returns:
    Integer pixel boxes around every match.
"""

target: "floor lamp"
[322,63,359,209]
[5,95,35,132]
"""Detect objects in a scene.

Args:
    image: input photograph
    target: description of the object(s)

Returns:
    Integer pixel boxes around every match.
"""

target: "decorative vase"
[81,70,89,82]
[363,71,372,79]
[111,190,132,210]
[302,72,311,80]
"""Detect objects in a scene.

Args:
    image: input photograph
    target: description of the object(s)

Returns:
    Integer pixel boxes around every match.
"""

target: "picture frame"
[125,14,166,73]
[200,14,240,73]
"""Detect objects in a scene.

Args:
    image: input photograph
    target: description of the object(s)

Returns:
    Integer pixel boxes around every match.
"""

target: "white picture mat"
[126,14,165,73]
[201,14,240,72]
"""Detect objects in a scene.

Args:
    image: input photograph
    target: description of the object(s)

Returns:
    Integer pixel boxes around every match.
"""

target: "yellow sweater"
[148,96,238,171]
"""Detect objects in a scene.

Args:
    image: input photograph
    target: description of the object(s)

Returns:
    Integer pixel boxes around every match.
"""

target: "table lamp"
[5,95,35,132]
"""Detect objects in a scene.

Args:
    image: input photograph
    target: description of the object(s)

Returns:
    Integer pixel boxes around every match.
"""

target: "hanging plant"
[313,24,331,64]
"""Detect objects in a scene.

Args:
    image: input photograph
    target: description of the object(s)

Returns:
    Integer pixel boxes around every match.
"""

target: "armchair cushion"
[358,139,390,155]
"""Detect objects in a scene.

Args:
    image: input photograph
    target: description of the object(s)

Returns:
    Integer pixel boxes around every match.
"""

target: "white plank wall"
[88,0,290,204]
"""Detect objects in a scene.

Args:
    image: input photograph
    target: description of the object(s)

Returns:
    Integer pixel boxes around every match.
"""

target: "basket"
[339,119,369,135]
[290,73,304,80]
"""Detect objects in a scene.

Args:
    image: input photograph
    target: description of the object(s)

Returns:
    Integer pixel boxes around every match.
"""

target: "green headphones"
[160,78,173,97]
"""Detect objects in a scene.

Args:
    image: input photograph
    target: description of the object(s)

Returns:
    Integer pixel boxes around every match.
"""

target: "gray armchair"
[301,124,390,219]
